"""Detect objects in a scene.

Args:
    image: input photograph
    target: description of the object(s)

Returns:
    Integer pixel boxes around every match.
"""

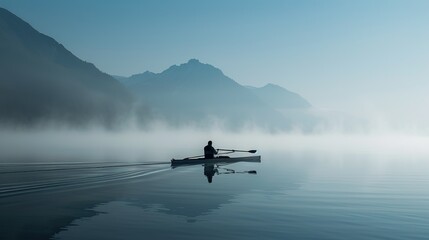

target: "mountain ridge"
[119,59,313,129]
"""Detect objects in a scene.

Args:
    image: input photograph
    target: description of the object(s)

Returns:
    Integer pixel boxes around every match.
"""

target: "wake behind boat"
[171,155,261,166]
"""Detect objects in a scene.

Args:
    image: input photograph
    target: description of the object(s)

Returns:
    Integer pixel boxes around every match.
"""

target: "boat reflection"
[171,156,261,183]
[204,163,259,183]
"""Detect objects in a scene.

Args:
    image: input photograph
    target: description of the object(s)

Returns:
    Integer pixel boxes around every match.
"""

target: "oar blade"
[248,150,257,153]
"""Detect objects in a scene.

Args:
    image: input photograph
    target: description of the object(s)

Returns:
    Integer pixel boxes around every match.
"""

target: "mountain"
[247,84,311,109]
[121,59,290,129]
[120,59,366,132]
[0,8,132,127]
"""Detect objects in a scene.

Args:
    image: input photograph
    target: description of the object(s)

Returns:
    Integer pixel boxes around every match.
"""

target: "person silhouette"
[204,140,218,159]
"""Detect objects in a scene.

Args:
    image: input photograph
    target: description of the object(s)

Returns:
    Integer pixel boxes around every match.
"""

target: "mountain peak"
[130,70,155,78]
[162,59,225,79]
[180,58,210,69]
[187,58,201,64]
[262,83,283,90]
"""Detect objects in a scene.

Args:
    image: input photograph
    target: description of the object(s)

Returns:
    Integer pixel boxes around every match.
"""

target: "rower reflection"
[204,164,218,183]
[203,164,257,183]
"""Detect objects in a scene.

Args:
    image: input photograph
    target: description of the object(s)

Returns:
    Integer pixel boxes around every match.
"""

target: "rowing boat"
[171,155,261,166]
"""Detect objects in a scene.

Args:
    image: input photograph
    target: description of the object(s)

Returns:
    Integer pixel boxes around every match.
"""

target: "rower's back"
[204,140,217,159]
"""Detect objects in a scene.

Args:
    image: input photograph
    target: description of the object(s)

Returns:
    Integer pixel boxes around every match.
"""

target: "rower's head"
[208,140,212,146]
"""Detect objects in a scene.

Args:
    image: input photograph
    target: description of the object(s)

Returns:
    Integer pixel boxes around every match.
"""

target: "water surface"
[1,150,429,240]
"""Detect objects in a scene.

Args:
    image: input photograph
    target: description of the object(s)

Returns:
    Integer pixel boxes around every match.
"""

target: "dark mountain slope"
[0,7,132,127]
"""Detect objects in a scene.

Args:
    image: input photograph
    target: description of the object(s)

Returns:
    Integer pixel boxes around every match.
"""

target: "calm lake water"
[1,150,429,240]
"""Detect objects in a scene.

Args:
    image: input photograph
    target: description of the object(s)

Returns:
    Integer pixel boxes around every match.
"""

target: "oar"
[183,154,204,160]
[217,168,257,175]
[217,167,257,174]
[217,149,257,154]
[184,149,257,159]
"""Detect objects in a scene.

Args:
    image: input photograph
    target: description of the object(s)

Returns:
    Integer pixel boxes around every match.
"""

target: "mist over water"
[1,123,429,163]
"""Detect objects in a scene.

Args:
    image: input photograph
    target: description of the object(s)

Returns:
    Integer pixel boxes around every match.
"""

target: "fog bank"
[1,126,429,163]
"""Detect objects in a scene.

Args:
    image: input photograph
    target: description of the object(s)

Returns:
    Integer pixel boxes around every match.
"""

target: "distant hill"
[120,59,369,131]
[0,7,132,127]
[247,84,311,109]
[120,59,290,129]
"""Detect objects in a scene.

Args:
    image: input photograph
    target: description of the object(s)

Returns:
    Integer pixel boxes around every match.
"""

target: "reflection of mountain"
[120,59,314,130]
[0,8,132,127]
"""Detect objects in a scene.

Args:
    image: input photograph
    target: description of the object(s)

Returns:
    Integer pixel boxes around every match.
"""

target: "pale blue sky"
[1,0,428,127]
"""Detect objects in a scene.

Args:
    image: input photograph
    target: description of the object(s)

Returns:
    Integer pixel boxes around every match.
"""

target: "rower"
[204,140,218,159]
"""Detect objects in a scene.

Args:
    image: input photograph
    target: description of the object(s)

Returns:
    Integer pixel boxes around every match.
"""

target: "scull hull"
[171,155,261,166]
